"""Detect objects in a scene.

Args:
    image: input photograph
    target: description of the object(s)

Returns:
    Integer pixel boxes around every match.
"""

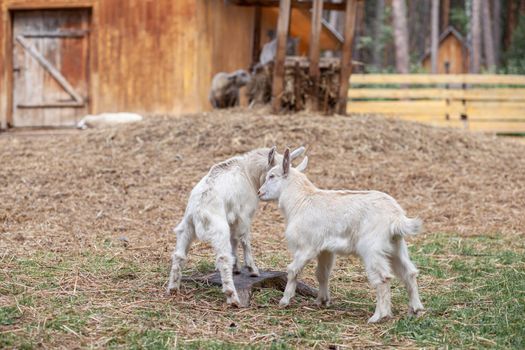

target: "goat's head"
[258,146,304,188]
[229,69,251,87]
[258,147,308,201]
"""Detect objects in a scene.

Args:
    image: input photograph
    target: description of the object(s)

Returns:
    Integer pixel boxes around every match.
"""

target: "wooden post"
[337,0,358,115]
[271,0,292,113]
[251,6,262,67]
[307,0,323,111]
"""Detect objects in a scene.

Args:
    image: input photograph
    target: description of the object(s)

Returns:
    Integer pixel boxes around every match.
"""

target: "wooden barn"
[422,26,470,74]
[0,0,342,130]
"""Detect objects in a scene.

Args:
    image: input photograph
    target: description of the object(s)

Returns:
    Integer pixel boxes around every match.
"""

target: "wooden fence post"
[271,0,292,113]
[307,0,323,112]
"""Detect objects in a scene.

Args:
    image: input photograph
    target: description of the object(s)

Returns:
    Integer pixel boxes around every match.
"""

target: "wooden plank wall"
[0,0,255,128]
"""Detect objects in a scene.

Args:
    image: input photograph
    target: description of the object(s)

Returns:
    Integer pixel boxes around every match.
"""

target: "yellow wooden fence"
[347,74,525,134]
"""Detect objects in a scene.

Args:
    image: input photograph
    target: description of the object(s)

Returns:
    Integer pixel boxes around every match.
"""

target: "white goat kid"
[258,149,424,323]
[167,146,305,306]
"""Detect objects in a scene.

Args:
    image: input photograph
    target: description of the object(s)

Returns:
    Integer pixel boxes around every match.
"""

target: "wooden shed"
[422,26,470,74]
[0,0,343,130]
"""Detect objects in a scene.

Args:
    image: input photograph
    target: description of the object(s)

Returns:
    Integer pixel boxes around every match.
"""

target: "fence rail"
[347,74,525,134]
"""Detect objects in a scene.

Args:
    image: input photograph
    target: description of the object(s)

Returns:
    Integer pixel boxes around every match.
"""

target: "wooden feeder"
[230,0,361,115]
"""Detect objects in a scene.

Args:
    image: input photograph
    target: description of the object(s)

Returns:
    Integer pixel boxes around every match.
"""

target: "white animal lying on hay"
[258,149,425,323]
[77,112,143,129]
[167,146,306,306]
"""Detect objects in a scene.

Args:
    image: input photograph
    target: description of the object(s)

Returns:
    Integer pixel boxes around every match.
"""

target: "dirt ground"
[1,110,524,348]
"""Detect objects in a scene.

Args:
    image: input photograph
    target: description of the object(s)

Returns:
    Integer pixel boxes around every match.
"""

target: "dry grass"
[1,110,524,349]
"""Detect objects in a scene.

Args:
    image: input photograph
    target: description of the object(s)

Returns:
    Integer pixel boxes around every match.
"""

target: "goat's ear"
[283,148,290,177]
[295,156,308,173]
[290,146,305,160]
[268,146,276,166]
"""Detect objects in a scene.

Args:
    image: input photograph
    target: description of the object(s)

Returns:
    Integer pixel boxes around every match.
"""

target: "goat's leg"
[368,278,393,323]
[236,219,259,277]
[167,222,195,294]
[360,247,394,323]
[315,251,335,307]
[230,235,242,274]
[279,251,315,307]
[391,238,424,316]
[211,231,241,307]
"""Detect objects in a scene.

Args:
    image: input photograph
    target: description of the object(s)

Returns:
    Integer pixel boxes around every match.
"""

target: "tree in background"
[431,0,440,73]
[372,0,385,69]
[482,0,496,72]
[470,0,481,73]
[492,0,502,66]
[334,0,525,73]
[392,0,410,73]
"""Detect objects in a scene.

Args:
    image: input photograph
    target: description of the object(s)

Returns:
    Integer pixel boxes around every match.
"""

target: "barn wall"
[0,0,255,129]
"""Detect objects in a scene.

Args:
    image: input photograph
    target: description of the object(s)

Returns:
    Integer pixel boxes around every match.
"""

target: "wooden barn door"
[12,9,90,127]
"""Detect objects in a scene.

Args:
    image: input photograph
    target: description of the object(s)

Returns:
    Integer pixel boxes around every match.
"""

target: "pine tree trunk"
[431,0,440,73]
[392,0,410,73]
[492,0,501,67]
[373,0,385,69]
[471,0,482,73]
[482,0,496,72]
[504,0,519,50]
[441,0,450,32]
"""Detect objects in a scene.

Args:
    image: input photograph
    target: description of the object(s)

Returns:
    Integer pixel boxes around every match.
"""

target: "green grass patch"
[1,233,523,348]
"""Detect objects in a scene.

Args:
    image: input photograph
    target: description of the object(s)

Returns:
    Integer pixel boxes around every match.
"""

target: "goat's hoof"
[278,298,290,308]
[227,295,241,307]
[315,297,330,307]
[367,313,393,324]
[166,286,179,296]
[408,306,425,317]
[245,265,260,277]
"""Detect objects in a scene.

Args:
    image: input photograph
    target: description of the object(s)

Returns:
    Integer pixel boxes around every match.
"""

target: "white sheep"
[76,112,143,129]
[209,70,251,109]
[258,149,424,323]
[167,146,306,306]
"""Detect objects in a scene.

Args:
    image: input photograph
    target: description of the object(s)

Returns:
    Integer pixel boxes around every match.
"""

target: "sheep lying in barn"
[167,146,306,306]
[209,70,251,109]
[257,149,425,323]
[77,112,143,129]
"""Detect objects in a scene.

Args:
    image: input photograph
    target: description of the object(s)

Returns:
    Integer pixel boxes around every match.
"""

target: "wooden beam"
[21,30,89,38]
[251,6,262,66]
[349,74,525,85]
[307,0,323,111]
[337,0,359,115]
[271,0,292,113]
[227,0,346,11]
[347,88,525,101]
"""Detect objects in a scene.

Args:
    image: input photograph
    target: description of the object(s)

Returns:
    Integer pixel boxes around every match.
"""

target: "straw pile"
[2,110,523,248]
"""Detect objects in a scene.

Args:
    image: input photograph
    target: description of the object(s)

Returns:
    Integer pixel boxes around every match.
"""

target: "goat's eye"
[269,174,275,179]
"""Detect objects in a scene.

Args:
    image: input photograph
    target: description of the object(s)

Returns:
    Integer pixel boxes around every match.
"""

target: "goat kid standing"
[258,149,424,323]
[167,146,305,306]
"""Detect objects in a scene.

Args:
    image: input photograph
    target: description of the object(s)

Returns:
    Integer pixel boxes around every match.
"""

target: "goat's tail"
[391,216,423,237]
